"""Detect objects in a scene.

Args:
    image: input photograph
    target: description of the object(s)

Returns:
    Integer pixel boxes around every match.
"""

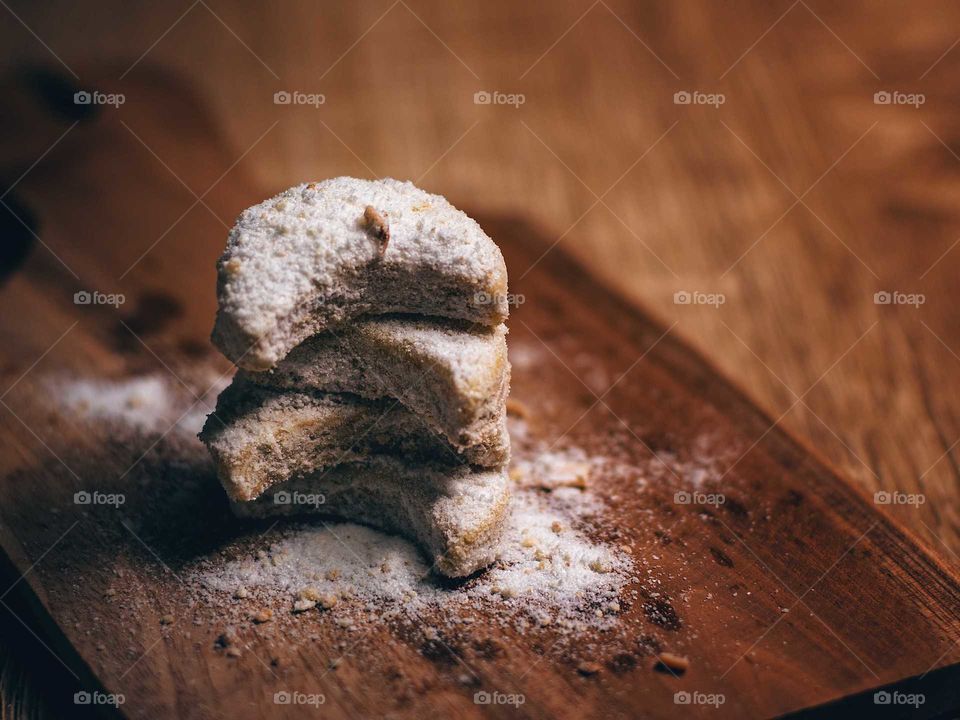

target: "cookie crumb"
[655,652,689,674]
[506,398,532,419]
[577,661,602,676]
[160,614,175,625]
[298,587,320,602]
[360,205,390,257]
[318,592,338,610]
[223,258,242,276]
[589,559,613,573]
[252,609,273,624]
[549,462,590,489]
[226,647,242,658]
[293,599,316,613]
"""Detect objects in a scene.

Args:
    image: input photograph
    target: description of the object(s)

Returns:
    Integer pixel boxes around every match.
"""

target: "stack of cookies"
[200,178,512,576]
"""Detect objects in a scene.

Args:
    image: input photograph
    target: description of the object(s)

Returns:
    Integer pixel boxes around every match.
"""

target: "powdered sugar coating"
[232,458,511,577]
[249,317,510,453]
[199,377,508,501]
[212,178,509,370]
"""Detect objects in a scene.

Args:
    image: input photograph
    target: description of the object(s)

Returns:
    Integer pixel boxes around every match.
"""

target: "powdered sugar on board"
[189,414,634,636]
[190,479,630,635]
[53,372,229,437]
[29,369,742,676]
[48,373,637,637]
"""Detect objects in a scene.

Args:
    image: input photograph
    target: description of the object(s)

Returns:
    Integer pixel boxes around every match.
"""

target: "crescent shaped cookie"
[244,316,510,464]
[231,457,510,577]
[212,178,509,370]
[200,376,508,502]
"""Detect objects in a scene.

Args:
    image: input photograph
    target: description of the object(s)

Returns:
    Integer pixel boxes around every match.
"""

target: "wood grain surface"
[0,66,959,719]
[1,1,960,717]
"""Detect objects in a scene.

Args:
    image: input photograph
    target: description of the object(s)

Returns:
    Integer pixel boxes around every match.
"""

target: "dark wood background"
[2,0,960,716]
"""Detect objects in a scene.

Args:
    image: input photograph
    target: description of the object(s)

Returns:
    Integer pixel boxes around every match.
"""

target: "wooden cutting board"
[0,66,958,720]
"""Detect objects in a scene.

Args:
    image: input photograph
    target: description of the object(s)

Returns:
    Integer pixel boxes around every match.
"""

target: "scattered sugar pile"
[50,373,636,635]
[190,480,630,633]
[643,431,744,490]
[54,372,229,437]
[60,375,176,430]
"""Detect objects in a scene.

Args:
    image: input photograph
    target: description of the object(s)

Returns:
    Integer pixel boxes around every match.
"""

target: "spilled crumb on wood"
[654,651,689,674]
[292,599,316,613]
[318,592,338,610]
[577,661,603,676]
[252,609,273,624]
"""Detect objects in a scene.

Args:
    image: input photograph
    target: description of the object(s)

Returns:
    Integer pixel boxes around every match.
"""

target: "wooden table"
[1,1,959,716]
